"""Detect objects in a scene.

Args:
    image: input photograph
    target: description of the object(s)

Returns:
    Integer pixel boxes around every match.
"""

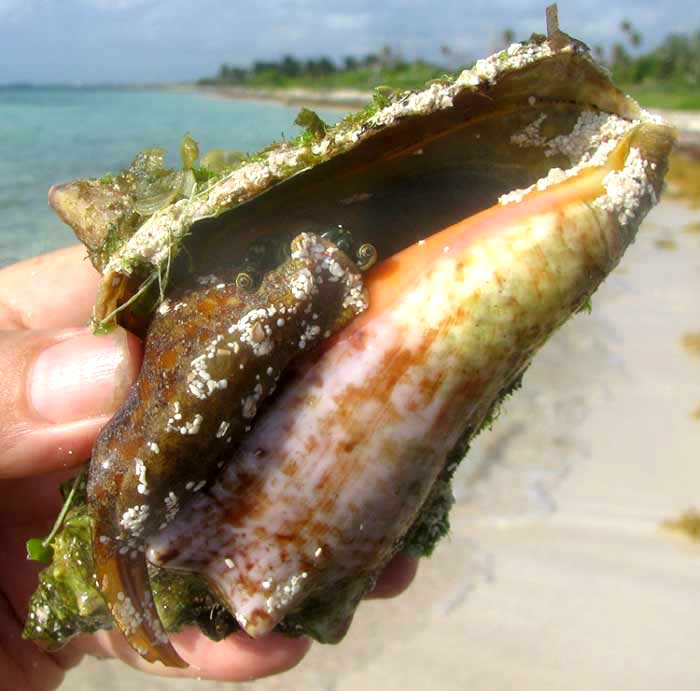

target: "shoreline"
[175,83,373,111]
[651,109,700,157]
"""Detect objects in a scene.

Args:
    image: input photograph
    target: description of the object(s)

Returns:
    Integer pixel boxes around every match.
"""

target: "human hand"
[0,246,417,690]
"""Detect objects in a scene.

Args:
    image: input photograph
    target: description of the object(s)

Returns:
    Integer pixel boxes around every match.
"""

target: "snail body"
[87,233,367,663]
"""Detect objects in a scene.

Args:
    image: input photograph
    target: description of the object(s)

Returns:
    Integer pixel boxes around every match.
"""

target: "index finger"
[0,246,100,331]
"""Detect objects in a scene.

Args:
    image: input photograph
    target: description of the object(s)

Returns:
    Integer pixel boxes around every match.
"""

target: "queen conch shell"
[47,18,675,668]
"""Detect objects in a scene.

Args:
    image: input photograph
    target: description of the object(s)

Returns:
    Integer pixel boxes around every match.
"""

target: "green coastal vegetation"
[602,22,700,110]
[199,22,700,110]
[199,46,447,92]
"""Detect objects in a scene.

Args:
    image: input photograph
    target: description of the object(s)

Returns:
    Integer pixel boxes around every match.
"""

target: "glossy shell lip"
[145,120,674,654]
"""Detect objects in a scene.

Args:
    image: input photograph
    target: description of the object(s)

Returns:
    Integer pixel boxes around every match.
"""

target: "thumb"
[0,327,142,478]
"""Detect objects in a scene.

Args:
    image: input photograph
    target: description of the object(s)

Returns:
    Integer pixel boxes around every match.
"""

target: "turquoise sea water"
[0,86,342,267]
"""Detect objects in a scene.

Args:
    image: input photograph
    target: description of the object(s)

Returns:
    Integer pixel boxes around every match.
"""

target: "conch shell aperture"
[38,15,675,668]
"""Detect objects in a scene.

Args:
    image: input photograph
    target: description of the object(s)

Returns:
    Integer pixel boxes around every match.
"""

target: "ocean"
[0,86,342,268]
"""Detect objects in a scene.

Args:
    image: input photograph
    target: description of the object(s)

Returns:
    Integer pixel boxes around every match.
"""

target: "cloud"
[77,0,154,10]
[323,11,370,32]
[0,0,27,20]
[1,0,698,83]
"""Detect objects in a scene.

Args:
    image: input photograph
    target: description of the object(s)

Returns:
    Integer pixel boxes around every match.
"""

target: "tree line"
[199,46,431,85]
[199,24,700,89]
[602,22,700,85]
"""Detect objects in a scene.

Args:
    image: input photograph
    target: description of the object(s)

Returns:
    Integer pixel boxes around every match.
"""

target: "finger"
[74,628,312,682]
[367,554,419,599]
[0,246,99,330]
[0,326,142,478]
[0,466,78,518]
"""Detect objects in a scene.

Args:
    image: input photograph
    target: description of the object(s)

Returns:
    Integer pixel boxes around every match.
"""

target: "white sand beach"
[64,196,700,691]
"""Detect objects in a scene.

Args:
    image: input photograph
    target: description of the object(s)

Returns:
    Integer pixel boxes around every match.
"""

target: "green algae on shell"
[663,509,700,542]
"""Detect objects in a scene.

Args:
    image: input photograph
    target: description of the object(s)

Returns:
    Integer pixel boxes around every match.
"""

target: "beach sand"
[65,197,700,690]
[186,84,371,111]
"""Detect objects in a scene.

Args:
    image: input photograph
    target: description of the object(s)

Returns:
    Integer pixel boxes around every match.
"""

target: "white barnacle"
[180,413,204,435]
[304,324,321,343]
[134,458,149,495]
[594,147,654,226]
[120,504,150,536]
[242,395,257,419]
[112,594,143,635]
[164,491,179,523]
[236,308,275,357]
[291,268,315,300]
[189,381,206,399]
[327,258,345,279]
[197,273,220,286]
[510,113,548,148]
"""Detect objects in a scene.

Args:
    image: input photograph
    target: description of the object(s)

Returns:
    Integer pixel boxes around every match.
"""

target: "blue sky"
[0,0,697,84]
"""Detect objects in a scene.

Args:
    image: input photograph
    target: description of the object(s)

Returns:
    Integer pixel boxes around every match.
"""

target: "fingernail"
[29,328,141,424]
